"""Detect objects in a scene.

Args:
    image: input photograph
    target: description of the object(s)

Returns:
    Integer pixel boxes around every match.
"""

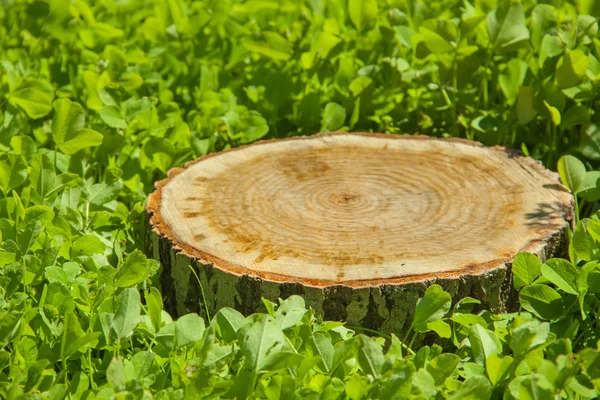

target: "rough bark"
[146,132,573,337]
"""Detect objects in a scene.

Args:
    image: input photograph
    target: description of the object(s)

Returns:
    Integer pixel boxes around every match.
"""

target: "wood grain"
[149,132,573,286]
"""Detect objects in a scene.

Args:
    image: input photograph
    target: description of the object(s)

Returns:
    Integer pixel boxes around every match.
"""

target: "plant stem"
[402,326,413,345]
[408,330,418,349]
[574,195,580,224]
[346,325,390,339]
[188,264,211,322]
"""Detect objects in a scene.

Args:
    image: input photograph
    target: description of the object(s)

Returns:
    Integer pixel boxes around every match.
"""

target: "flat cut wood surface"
[147,132,573,288]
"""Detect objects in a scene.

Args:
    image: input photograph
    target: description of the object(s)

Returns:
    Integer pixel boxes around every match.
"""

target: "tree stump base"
[146,132,573,335]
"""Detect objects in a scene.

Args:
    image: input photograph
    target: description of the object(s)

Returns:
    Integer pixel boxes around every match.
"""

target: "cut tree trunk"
[146,132,574,336]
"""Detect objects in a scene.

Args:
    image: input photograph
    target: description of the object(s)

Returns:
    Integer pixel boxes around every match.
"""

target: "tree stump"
[146,132,573,335]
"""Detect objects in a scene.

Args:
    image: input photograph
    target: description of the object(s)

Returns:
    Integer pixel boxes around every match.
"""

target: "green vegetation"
[3,0,600,398]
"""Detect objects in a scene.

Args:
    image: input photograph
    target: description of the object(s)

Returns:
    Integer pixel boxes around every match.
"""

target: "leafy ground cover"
[4,0,600,398]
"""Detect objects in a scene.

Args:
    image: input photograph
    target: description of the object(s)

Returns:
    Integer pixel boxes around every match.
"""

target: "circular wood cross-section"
[147,132,573,334]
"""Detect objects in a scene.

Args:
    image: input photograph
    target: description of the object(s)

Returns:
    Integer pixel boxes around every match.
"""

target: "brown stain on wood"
[279,156,331,182]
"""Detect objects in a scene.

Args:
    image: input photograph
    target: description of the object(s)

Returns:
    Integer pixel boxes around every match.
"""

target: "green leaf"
[349,76,373,97]
[10,78,54,119]
[45,266,68,285]
[348,0,378,31]
[579,124,600,161]
[241,38,293,61]
[309,331,335,373]
[87,179,123,206]
[561,105,590,129]
[344,374,367,399]
[114,250,158,287]
[426,320,451,338]
[29,153,55,199]
[485,354,513,385]
[260,351,305,372]
[0,154,27,194]
[145,288,163,333]
[510,320,550,357]
[412,368,436,398]
[215,308,246,343]
[130,351,155,380]
[68,371,90,399]
[61,312,82,359]
[471,115,499,134]
[322,102,346,131]
[0,311,22,347]
[516,86,537,124]
[512,252,542,290]
[99,106,128,129]
[240,110,268,144]
[378,361,414,398]
[112,288,141,341]
[119,73,143,91]
[486,3,530,53]
[577,261,600,295]
[45,173,79,198]
[508,374,554,399]
[419,27,454,54]
[18,219,43,254]
[413,346,430,370]
[576,171,600,201]
[447,376,493,400]
[24,360,49,393]
[331,337,357,374]
[532,6,558,50]
[426,353,459,385]
[520,285,564,320]
[174,313,205,348]
[568,374,597,398]
[357,335,384,378]
[469,324,502,365]
[539,34,563,70]
[60,129,103,155]
[275,295,307,330]
[499,59,527,105]
[544,101,561,125]
[572,220,596,261]
[63,332,101,360]
[541,259,578,295]
[52,98,84,145]
[238,314,291,372]
[556,49,589,88]
[72,234,105,257]
[264,375,296,400]
[106,357,126,391]
[451,313,488,328]
[586,219,600,243]
[557,155,586,192]
[122,97,152,122]
[51,98,103,154]
[155,322,176,350]
[22,205,54,228]
[10,135,36,161]
[413,284,452,332]
[457,297,483,313]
